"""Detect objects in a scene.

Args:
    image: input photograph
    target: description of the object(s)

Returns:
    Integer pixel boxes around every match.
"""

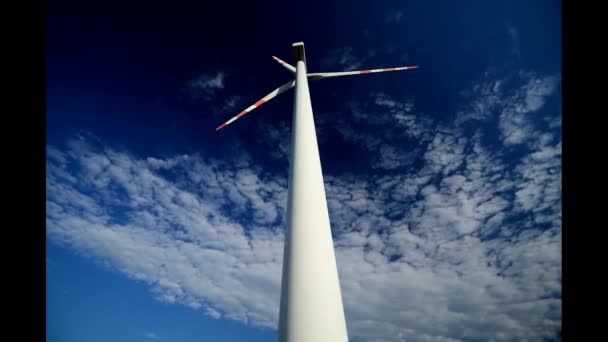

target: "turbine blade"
[215,80,296,131]
[307,66,419,81]
[272,56,296,74]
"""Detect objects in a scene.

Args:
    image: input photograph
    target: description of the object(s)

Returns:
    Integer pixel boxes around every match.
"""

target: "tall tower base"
[277,42,349,342]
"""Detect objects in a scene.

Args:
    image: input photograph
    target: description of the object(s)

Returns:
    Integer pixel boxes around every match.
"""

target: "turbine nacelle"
[292,41,306,64]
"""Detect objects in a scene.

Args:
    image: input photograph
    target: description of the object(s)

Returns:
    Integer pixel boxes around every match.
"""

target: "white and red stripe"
[216,80,296,131]
[307,65,418,80]
[272,56,296,73]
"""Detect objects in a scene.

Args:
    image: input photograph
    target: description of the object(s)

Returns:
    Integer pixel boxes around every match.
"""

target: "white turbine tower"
[216,42,418,342]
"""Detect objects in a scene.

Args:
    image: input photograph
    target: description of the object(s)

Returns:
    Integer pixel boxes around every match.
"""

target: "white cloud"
[499,74,559,145]
[47,68,561,341]
[423,131,467,175]
[455,78,503,126]
[335,93,433,170]
[47,138,286,330]
[456,72,560,145]
[375,144,419,170]
[205,306,222,319]
[188,71,227,100]
[256,120,291,161]
[386,11,404,24]
[144,332,159,339]
[374,92,400,108]
[507,25,521,60]
[321,47,367,71]
[223,95,241,111]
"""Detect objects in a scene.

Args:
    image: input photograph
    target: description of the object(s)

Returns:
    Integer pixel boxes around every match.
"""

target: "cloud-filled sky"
[46,1,561,341]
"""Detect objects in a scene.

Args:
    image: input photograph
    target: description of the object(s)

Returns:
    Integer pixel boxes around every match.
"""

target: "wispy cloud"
[224,95,240,110]
[335,93,433,170]
[499,73,560,146]
[187,71,227,100]
[256,120,291,161]
[386,11,404,24]
[144,332,159,339]
[507,24,521,60]
[47,136,287,329]
[321,47,367,71]
[455,71,560,148]
[185,71,244,116]
[455,77,504,126]
[205,306,222,319]
[47,68,561,341]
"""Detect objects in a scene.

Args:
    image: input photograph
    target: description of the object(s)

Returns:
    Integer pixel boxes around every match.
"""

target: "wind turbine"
[216,42,418,342]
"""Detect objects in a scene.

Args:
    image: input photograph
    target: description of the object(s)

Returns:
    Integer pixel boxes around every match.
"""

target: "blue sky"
[46,0,562,341]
